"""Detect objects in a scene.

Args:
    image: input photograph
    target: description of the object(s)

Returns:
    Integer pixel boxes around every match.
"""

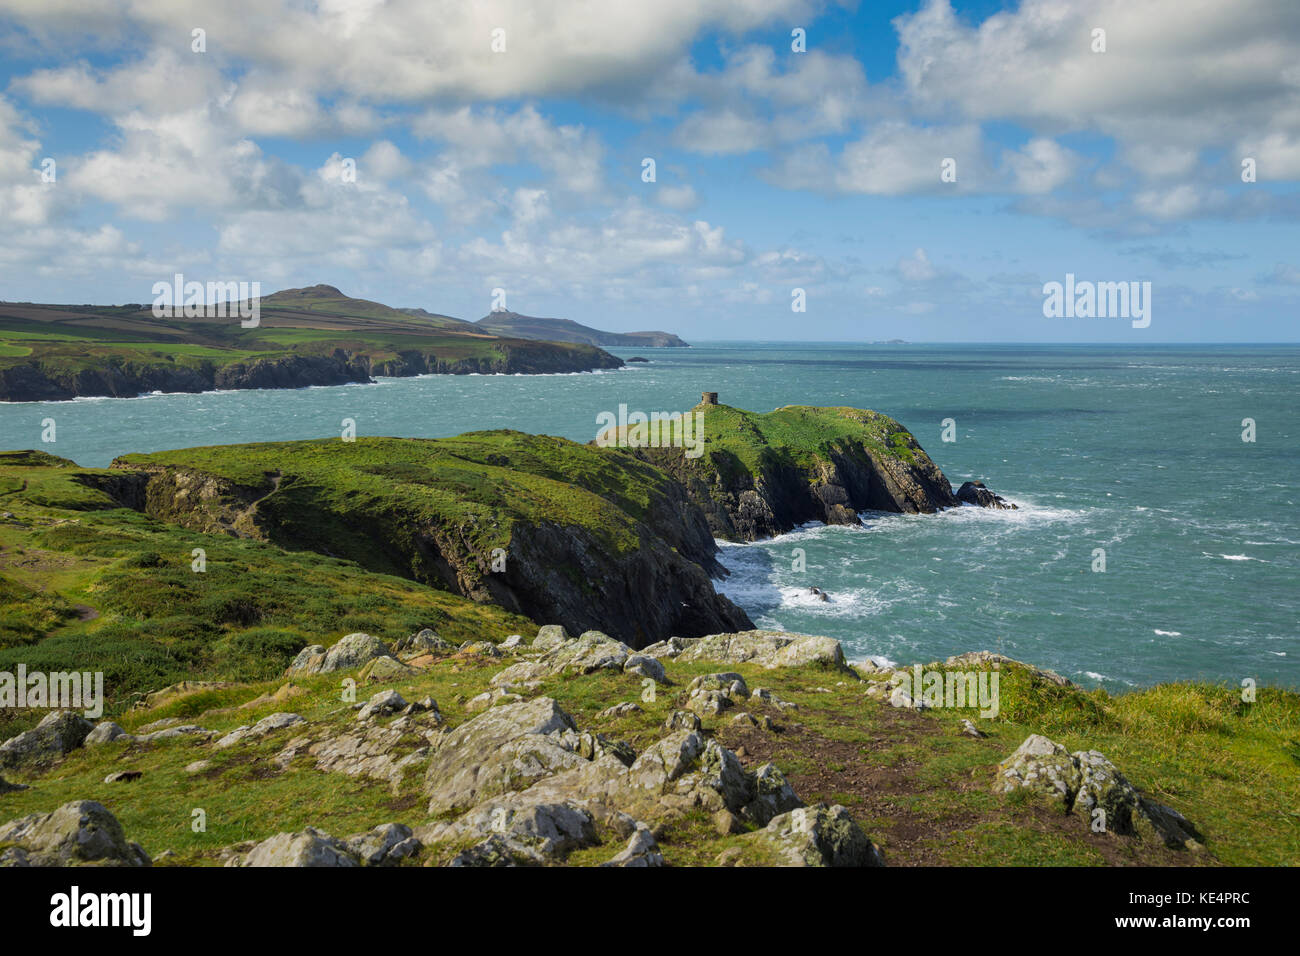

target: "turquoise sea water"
[2,343,1296,690]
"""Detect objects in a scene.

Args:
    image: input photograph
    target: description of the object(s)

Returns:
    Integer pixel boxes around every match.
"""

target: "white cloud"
[1003,138,1080,194]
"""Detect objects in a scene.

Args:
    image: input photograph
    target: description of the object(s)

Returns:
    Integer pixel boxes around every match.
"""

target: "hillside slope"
[475,310,689,348]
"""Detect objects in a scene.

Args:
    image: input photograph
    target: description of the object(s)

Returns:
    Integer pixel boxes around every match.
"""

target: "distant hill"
[0,284,623,401]
[475,311,689,348]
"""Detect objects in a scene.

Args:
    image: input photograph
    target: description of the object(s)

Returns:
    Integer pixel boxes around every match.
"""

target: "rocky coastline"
[0,344,624,402]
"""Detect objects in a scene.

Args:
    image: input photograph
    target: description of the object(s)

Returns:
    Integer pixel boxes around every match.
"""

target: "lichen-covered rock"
[85,721,129,746]
[392,629,456,658]
[344,823,421,866]
[277,712,442,790]
[684,671,749,717]
[664,710,702,732]
[422,697,585,815]
[489,660,549,689]
[601,823,663,867]
[286,632,394,676]
[749,805,884,867]
[0,800,150,867]
[744,763,803,826]
[214,712,305,749]
[623,654,666,682]
[357,690,407,721]
[0,711,94,768]
[229,827,359,867]
[995,734,1079,807]
[538,631,631,675]
[598,702,643,720]
[465,688,524,713]
[995,734,1203,849]
[357,655,414,683]
[533,624,571,650]
[676,630,848,671]
[438,801,599,866]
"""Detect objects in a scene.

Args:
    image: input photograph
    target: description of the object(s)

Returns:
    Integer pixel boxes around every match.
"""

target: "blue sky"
[0,0,1297,342]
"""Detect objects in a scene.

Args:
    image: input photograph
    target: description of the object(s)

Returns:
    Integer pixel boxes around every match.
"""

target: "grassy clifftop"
[619,402,961,540]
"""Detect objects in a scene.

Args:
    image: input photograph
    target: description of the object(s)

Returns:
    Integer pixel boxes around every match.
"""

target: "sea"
[2,343,1296,690]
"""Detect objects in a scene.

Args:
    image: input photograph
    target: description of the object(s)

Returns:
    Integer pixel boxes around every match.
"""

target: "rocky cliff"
[622,402,997,542]
[0,343,621,402]
[88,433,752,648]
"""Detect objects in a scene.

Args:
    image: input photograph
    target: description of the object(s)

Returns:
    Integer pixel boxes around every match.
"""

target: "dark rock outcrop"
[635,426,957,542]
[0,801,151,867]
[90,440,752,649]
[631,404,1016,541]
[955,480,1017,510]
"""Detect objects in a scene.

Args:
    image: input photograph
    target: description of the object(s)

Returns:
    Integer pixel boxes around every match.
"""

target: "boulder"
[230,827,359,867]
[748,805,884,867]
[0,711,94,768]
[538,631,631,675]
[955,480,1016,510]
[357,655,414,683]
[422,697,585,815]
[598,702,643,720]
[533,625,571,650]
[392,629,456,658]
[0,774,28,794]
[215,712,305,749]
[85,721,129,746]
[357,690,407,721]
[995,734,1202,849]
[0,801,150,867]
[623,654,666,682]
[344,823,421,866]
[442,801,599,866]
[676,630,848,671]
[285,632,394,676]
[601,823,663,867]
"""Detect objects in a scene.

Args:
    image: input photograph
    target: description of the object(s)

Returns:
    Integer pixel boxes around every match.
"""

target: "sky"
[0,0,1297,342]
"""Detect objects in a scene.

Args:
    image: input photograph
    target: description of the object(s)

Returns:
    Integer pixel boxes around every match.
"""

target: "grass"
[1,650,1294,866]
[0,451,536,737]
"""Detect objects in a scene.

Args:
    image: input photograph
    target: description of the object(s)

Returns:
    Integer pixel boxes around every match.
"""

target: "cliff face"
[0,353,370,401]
[89,434,752,649]
[0,344,621,401]
[623,403,976,542]
[367,342,623,377]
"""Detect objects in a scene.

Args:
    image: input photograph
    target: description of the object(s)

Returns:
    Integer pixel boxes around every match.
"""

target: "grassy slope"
[0,450,534,736]
[0,651,1293,866]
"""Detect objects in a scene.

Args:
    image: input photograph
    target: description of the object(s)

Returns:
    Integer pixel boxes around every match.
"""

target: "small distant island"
[0,285,689,402]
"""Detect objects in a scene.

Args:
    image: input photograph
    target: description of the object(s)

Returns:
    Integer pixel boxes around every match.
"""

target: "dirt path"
[717,701,1205,867]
